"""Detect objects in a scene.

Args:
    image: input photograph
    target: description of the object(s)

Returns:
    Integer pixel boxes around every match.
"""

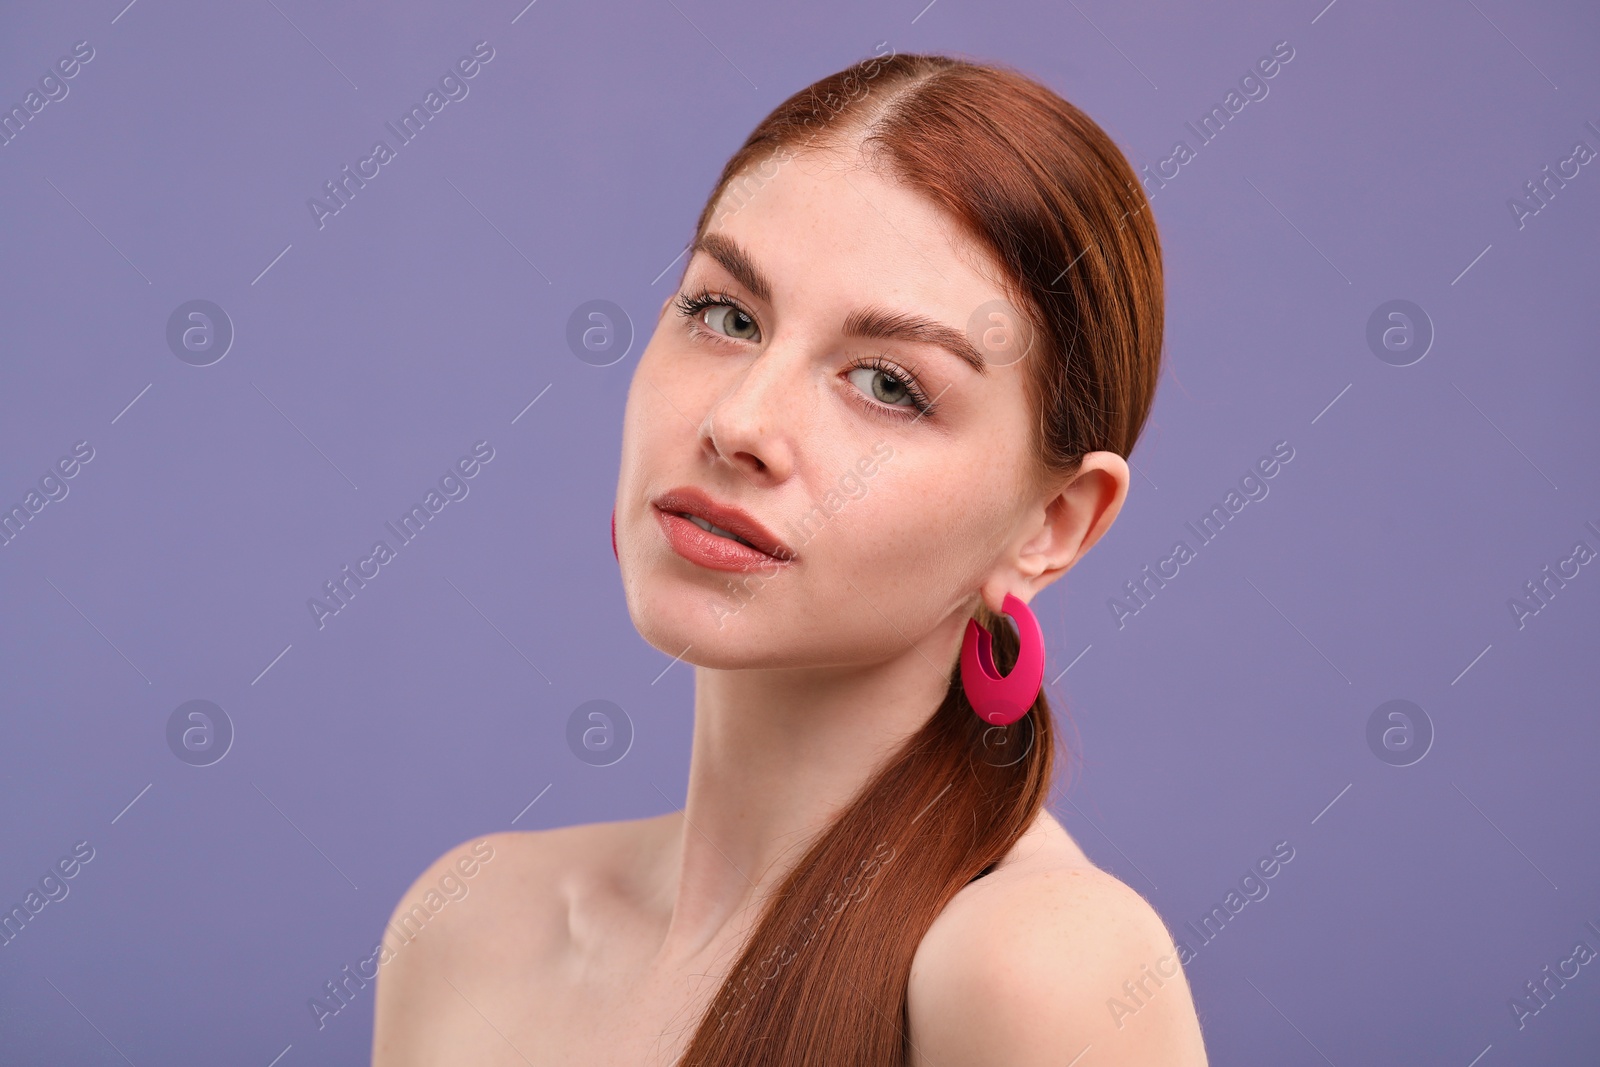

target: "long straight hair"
[673,51,1164,1065]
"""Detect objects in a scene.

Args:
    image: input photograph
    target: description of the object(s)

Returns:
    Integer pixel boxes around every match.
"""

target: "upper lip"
[652,486,795,561]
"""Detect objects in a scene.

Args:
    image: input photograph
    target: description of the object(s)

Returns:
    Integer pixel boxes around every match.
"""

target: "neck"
[653,612,966,963]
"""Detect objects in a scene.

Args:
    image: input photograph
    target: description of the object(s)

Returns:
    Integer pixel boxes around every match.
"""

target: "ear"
[978,450,1130,614]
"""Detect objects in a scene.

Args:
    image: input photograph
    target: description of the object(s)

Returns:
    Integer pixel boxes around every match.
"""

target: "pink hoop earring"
[960,591,1044,726]
[611,507,618,561]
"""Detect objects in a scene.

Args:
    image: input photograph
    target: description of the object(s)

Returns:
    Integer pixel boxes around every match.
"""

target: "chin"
[621,564,824,670]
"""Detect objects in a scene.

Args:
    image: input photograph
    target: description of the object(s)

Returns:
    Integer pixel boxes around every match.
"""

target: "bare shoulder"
[907,817,1208,1066]
[379,826,559,957]
[377,813,671,945]
[370,827,562,1064]
[371,816,671,1064]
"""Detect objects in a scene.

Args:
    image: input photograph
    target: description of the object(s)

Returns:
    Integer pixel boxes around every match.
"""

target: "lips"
[651,486,794,564]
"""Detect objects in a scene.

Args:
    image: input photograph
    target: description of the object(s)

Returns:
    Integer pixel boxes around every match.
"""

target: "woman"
[373,51,1208,1065]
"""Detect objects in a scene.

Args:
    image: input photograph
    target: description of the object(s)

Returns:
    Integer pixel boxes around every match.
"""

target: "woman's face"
[615,145,1049,670]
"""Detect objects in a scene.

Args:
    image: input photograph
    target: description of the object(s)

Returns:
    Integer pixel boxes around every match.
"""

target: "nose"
[698,342,801,484]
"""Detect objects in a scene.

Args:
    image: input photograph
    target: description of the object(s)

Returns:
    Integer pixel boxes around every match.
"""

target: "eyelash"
[672,287,939,419]
[845,354,937,418]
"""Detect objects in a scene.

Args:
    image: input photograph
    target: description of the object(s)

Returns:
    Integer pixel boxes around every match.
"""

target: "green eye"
[845,366,915,407]
[704,304,760,341]
[673,289,763,344]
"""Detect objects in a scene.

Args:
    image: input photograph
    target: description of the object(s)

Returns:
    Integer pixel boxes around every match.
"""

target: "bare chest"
[405,931,736,1066]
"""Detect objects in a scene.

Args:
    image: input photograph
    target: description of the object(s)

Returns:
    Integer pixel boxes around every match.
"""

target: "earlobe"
[978,578,1031,618]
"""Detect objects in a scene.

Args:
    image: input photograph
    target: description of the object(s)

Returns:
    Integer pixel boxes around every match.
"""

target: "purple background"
[3,0,1597,1062]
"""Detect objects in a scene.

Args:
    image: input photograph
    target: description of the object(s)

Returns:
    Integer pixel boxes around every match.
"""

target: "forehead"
[699,146,1012,321]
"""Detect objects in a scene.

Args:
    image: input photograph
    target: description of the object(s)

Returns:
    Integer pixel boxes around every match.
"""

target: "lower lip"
[654,507,790,572]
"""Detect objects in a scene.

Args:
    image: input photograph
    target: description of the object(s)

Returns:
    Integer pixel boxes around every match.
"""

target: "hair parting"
[673,50,1164,1066]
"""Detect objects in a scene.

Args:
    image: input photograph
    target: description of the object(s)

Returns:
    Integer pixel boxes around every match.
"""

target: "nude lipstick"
[652,487,795,572]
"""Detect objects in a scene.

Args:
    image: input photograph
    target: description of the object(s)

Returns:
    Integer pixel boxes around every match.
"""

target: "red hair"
[674,50,1164,1065]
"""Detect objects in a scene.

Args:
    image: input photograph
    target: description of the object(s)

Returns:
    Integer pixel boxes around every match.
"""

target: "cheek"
[623,340,730,450]
[615,339,1032,666]
[807,459,1014,631]
[620,351,692,476]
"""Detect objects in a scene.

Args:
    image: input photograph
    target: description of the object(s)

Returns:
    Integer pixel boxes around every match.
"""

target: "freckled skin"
[615,143,1124,667]
[368,142,1205,1066]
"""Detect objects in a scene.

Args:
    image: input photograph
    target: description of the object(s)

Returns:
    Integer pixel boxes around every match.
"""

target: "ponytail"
[677,604,1060,1064]
[673,46,1163,1065]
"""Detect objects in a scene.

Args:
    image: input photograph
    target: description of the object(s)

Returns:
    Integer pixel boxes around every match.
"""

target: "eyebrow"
[688,232,988,376]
